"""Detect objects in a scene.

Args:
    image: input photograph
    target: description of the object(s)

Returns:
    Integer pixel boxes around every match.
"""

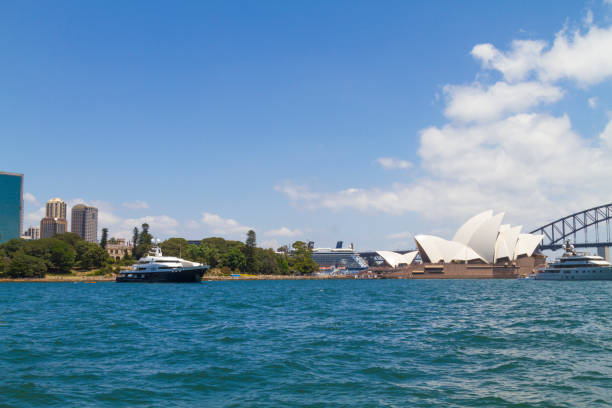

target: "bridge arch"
[530,203,612,250]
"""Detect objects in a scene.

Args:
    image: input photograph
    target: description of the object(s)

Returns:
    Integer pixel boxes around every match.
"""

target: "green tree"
[200,244,220,267]
[290,241,318,275]
[244,230,258,273]
[132,227,139,251]
[133,223,153,259]
[108,237,118,244]
[0,238,25,257]
[100,228,108,249]
[276,254,290,275]
[75,241,109,269]
[0,248,10,275]
[160,238,189,257]
[53,232,83,247]
[200,237,245,254]
[7,252,47,278]
[220,247,246,272]
[183,243,218,266]
[256,248,279,275]
[48,239,76,273]
[20,238,75,272]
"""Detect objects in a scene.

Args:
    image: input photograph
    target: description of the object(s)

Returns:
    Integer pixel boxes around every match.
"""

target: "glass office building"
[0,172,23,244]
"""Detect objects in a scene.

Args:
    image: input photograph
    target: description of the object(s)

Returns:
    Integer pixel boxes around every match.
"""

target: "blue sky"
[4,1,612,250]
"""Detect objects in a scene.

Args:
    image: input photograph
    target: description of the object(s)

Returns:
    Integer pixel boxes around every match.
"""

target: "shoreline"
[0,274,352,282]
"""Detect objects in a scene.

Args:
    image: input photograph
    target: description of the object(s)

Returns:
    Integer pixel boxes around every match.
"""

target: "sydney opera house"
[388,210,545,278]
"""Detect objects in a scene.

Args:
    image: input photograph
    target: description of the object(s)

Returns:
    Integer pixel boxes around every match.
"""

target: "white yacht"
[116,245,209,283]
[535,241,612,280]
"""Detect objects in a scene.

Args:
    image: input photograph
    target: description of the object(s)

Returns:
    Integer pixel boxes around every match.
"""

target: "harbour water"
[1,280,610,407]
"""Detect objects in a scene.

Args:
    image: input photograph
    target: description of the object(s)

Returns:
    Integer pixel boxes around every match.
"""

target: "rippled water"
[0,280,610,407]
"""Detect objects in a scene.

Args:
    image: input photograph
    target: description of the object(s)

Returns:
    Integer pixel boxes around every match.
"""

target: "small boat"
[116,245,209,283]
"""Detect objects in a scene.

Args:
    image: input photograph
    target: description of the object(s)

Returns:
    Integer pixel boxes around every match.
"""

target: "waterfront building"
[23,226,41,240]
[0,172,23,244]
[414,210,543,264]
[46,198,67,219]
[106,239,133,261]
[71,204,98,242]
[40,217,68,239]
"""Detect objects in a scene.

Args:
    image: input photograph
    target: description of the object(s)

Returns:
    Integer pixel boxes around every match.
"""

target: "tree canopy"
[0,232,112,277]
[155,234,317,275]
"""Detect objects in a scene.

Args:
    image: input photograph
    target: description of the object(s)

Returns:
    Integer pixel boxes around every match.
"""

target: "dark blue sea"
[0,280,610,407]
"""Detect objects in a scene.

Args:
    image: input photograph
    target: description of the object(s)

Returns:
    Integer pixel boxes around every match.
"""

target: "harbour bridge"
[530,203,612,251]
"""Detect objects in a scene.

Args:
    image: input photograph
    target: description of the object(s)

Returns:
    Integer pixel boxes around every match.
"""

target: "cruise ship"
[116,245,209,283]
[311,241,369,273]
[535,241,612,280]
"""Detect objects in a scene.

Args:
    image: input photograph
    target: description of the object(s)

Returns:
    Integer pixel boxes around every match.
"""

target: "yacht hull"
[535,269,612,280]
[116,267,208,283]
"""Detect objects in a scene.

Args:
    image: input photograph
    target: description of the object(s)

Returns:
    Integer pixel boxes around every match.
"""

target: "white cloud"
[200,213,251,236]
[473,23,612,86]
[185,219,201,229]
[24,206,45,227]
[260,239,280,250]
[471,40,547,82]
[264,227,302,237]
[588,97,598,108]
[122,201,150,210]
[280,112,612,225]
[376,157,413,170]
[124,215,178,232]
[443,81,563,122]
[23,192,38,206]
[278,15,612,229]
[599,117,612,147]
[274,184,319,201]
[584,10,594,27]
[387,231,412,240]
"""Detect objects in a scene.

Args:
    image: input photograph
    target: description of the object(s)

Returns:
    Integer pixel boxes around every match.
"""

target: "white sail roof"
[494,224,522,262]
[414,235,485,263]
[452,210,494,245]
[376,250,418,268]
[466,212,505,263]
[416,211,542,265]
[514,233,544,258]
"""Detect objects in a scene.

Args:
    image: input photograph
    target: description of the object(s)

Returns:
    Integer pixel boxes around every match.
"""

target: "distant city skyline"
[4,1,612,249]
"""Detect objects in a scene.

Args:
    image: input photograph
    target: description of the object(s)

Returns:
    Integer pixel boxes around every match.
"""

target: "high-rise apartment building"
[0,172,23,244]
[41,197,68,239]
[40,217,68,239]
[46,198,67,219]
[71,204,98,242]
